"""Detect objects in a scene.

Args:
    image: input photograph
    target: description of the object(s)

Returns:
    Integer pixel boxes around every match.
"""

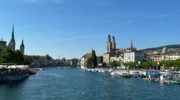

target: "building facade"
[67,58,79,67]
[80,53,92,69]
[110,54,124,63]
[0,39,7,54]
[124,50,144,62]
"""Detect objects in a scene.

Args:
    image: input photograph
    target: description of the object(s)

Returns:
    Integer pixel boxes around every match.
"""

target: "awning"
[8,65,29,69]
[163,73,173,76]
[146,72,160,75]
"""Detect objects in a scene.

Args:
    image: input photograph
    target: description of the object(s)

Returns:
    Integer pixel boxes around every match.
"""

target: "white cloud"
[21,0,62,3]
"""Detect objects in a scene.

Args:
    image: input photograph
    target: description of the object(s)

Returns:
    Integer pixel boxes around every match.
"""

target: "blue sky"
[0,0,180,59]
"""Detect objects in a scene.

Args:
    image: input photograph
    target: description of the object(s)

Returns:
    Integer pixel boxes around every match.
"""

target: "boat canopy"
[0,65,4,69]
[146,72,160,75]
[0,65,8,69]
[163,73,173,76]
[132,73,138,76]
[8,65,29,69]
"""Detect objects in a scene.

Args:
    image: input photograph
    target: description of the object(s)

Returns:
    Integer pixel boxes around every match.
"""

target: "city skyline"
[0,0,180,59]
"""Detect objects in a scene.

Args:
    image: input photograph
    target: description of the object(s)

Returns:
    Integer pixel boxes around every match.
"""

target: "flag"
[157,60,160,65]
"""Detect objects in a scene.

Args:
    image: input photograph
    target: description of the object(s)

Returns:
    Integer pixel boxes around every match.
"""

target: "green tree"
[66,61,71,65]
[174,59,180,69]
[91,50,97,68]
[140,61,152,69]
[97,56,103,64]
[161,60,174,68]
[24,55,32,65]
[109,61,119,69]
[0,47,32,65]
[14,50,24,65]
[122,62,136,69]
[45,54,52,60]
[0,47,16,63]
[86,58,93,68]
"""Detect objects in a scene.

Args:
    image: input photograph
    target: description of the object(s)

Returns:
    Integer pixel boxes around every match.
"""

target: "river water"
[0,67,180,100]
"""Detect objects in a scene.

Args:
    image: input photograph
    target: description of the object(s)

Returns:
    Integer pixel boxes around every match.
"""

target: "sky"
[0,0,180,59]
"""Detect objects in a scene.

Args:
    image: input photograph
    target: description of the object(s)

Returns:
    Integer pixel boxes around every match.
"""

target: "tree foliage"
[91,50,97,67]
[86,50,97,68]
[109,60,119,69]
[140,61,152,68]
[122,62,136,68]
[86,58,93,68]
[97,56,103,64]
[0,47,32,65]
[24,55,32,65]
[45,54,52,60]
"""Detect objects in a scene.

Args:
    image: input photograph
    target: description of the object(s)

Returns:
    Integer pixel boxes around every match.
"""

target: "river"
[0,67,180,100]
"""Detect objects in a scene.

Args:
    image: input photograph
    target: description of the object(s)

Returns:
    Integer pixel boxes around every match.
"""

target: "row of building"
[81,35,180,68]
[102,35,143,64]
[0,25,25,55]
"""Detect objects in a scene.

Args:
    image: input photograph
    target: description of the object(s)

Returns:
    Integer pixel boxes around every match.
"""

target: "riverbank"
[81,67,180,85]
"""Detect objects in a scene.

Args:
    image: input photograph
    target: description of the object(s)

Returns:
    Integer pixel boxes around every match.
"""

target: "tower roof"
[10,24,15,43]
[112,36,115,42]
[20,39,24,47]
[107,34,111,42]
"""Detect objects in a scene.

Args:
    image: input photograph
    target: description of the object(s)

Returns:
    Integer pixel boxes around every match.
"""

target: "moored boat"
[171,80,180,84]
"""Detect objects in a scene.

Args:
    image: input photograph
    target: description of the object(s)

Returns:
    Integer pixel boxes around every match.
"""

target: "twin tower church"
[0,25,25,55]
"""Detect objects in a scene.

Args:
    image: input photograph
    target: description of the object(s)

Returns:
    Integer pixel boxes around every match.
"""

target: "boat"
[28,70,36,75]
[171,80,180,84]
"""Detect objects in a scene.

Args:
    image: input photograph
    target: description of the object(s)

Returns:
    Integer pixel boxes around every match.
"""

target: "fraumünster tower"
[8,25,16,50]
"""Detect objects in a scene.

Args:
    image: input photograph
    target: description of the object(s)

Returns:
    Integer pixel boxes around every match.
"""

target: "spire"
[21,39,24,47]
[112,36,115,43]
[131,40,133,48]
[112,36,116,50]
[8,24,16,50]
[20,39,25,55]
[106,34,112,52]
[11,24,15,43]
[107,34,111,42]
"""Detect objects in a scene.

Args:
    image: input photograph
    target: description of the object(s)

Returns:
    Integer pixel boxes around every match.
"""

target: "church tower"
[106,35,112,52]
[8,24,16,50]
[20,39,25,55]
[112,36,116,51]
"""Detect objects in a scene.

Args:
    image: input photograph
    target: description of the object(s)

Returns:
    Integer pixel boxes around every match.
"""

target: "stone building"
[102,35,117,64]
[0,39,7,54]
[80,53,92,69]
[106,35,112,52]
[123,50,144,62]
[106,35,116,53]
[66,58,79,67]
[146,50,180,62]
[102,35,144,64]
[112,36,116,51]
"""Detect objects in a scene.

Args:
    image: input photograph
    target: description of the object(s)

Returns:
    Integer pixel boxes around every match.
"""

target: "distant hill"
[140,44,180,51]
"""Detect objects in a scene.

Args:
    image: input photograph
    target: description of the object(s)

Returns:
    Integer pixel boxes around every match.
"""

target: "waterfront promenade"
[0,67,180,100]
